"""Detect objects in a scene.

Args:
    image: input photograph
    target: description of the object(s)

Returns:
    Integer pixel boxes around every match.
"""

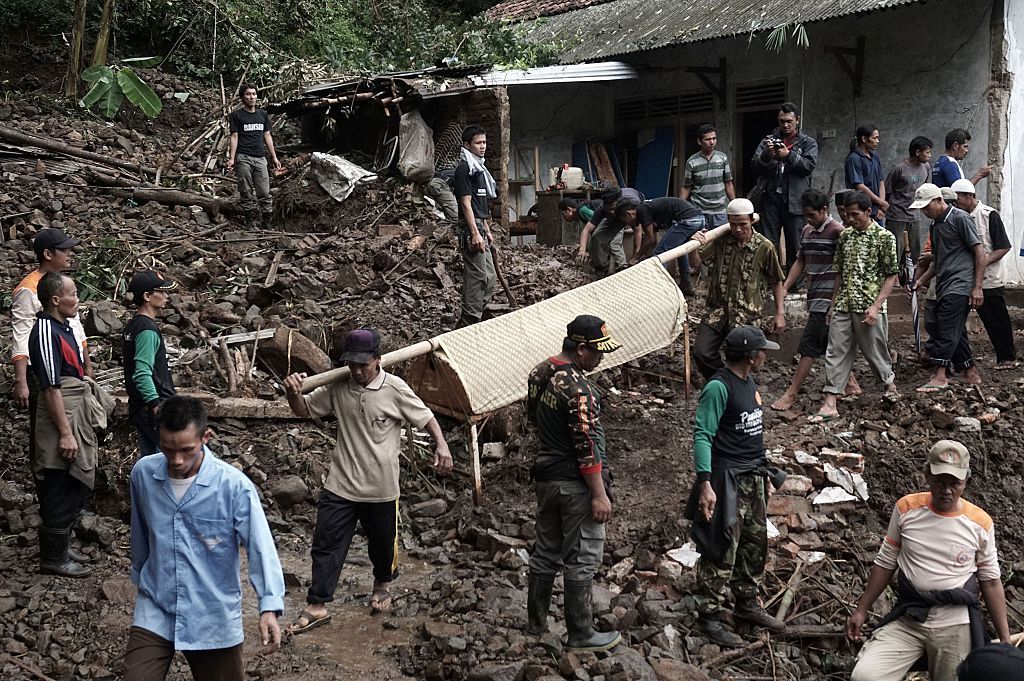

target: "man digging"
[284,328,452,632]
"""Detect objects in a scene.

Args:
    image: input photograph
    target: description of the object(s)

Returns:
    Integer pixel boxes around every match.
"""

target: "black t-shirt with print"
[228,108,272,157]
[453,158,490,222]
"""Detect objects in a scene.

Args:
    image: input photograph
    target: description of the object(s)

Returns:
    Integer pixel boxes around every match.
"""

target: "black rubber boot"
[261,212,273,229]
[526,572,555,635]
[564,580,621,653]
[66,519,88,563]
[734,599,785,632]
[244,210,259,228]
[678,268,695,296]
[39,527,92,577]
[697,614,744,647]
[454,313,480,329]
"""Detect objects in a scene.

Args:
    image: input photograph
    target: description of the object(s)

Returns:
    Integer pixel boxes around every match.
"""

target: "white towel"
[460,147,497,199]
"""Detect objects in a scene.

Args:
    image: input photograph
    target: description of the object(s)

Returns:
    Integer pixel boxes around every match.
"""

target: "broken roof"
[490,0,925,63]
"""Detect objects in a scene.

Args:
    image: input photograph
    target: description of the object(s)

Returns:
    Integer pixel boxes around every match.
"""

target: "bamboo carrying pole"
[299,225,731,395]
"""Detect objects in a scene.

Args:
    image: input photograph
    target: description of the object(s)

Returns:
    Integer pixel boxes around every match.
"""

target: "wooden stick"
[533,146,541,191]
[469,422,482,506]
[775,560,804,622]
[491,245,518,307]
[263,251,284,287]
[0,124,170,179]
[703,639,766,667]
[218,338,238,395]
[0,653,57,681]
[683,321,692,400]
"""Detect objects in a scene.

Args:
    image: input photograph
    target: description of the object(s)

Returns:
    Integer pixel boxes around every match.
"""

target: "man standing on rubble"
[682,124,736,230]
[125,396,284,680]
[283,328,452,631]
[525,315,622,653]
[227,83,282,229]
[847,440,1010,681]
[454,124,498,327]
[686,325,787,648]
[689,198,786,380]
[29,272,108,579]
[122,271,178,456]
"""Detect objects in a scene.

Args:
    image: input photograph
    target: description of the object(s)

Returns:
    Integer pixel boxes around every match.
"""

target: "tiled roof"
[490,0,925,63]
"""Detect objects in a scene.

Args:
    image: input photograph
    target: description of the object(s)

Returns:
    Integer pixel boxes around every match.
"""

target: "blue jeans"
[703,212,728,229]
[652,216,706,272]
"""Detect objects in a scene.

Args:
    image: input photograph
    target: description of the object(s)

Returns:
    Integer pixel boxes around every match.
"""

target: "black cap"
[957,643,1024,681]
[33,228,80,256]
[127,271,178,294]
[566,315,622,353]
[724,325,780,352]
[341,328,381,363]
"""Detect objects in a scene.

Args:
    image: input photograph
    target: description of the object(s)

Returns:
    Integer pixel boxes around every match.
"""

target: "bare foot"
[963,368,983,385]
[770,393,797,411]
[845,375,863,396]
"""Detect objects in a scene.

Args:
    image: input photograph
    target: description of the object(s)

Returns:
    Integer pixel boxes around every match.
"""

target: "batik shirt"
[699,232,785,327]
[833,221,899,314]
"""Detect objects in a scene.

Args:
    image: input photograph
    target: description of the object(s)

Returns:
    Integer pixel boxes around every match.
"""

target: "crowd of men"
[6,100,1022,680]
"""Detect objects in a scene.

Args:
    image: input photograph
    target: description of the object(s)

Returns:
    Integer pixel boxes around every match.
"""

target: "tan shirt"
[874,492,1000,629]
[303,370,434,503]
[12,270,87,362]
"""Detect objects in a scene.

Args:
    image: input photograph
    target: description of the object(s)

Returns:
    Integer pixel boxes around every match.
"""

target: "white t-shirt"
[874,492,1000,628]
[168,474,197,502]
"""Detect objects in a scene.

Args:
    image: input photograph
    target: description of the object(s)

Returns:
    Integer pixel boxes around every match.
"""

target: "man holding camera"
[750,103,818,271]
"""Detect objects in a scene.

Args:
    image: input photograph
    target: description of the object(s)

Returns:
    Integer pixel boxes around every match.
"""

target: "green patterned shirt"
[833,221,899,314]
[699,231,785,327]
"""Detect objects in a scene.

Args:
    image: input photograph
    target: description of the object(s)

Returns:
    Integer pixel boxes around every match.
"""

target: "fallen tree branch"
[96,187,239,216]
[0,653,57,681]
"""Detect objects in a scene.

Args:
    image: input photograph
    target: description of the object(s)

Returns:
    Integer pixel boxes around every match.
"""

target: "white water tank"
[548,166,585,190]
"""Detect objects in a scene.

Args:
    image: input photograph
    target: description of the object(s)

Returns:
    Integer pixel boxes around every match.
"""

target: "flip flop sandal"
[915,383,951,393]
[807,412,837,423]
[289,609,332,634]
[369,590,393,615]
[993,361,1020,371]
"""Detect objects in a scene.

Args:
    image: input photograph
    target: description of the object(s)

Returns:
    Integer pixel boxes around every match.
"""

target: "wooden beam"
[824,37,866,97]
[686,57,727,105]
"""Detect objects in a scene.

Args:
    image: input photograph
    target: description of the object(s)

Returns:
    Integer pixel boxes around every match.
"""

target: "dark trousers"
[307,490,399,605]
[36,469,90,529]
[759,195,803,271]
[123,626,243,681]
[925,294,974,370]
[529,479,605,583]
[130,408,160,456]
[977,287,1017,362]
[694,318,732,380]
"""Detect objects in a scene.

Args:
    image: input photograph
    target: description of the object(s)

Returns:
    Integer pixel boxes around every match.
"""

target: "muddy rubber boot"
[697,614,744,647]
[66,520,88,563]
[454,313,480,330]
[261,212,273,229]
[734,599,785,632]
[526,572,555,635]
[678,268,695,296]
[244,210,259,228]
[39,527,92,578]
[564,580,621,653]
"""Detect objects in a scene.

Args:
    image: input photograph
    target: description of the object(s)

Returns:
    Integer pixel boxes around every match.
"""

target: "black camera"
[771,137,786,148]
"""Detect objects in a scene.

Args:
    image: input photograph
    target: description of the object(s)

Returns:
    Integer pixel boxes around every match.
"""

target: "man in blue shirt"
[845,124,886,220]
[932,129,991,188]
[125,396,285,680]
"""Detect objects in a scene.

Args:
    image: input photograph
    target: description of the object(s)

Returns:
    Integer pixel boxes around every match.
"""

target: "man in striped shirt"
[847,440,1010,681]
[681,124,735,230]
[771,189,860,411]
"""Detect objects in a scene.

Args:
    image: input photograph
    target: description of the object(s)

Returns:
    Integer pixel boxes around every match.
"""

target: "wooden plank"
[588,142,618,187]
[469,422,482,506]
[112,393,303,419]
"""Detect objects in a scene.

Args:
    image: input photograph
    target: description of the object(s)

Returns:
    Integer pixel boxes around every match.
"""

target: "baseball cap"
[127,271,178,294]
[33,228,80,256]
[957,643,1024,681]
[950,178,976,194]
[927,440,971,480]
[341,328,381,363]
[910,183,943,209]
[566,315,621,353]
[941,187,958,201]
[724,325,780,352]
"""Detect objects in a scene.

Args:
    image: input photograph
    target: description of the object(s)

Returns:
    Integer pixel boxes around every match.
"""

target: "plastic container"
[548,165,585,190]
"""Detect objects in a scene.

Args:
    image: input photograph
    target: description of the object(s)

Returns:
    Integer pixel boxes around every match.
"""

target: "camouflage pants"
[694,473,768,616]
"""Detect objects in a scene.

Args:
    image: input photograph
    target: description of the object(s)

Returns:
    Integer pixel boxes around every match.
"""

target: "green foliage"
[80,60,162,119]
[0,0,73,35]
[763,23,810,52]
[73,236,132,302]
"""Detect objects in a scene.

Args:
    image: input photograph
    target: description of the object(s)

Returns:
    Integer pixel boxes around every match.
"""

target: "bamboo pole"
[655,223,731,266]
[300,339,438,393]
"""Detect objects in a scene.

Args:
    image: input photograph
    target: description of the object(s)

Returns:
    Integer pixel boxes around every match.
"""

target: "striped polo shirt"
[683,150,733,213]
[796,217,844,313]
[28,311,84,389]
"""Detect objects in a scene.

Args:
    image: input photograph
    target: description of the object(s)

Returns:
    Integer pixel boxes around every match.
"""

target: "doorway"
[738,108,780,194]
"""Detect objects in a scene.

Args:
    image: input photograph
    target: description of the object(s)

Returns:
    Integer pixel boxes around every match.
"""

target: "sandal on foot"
[915,383,950,393]
[289,609,331,634]
[807,412,837,424]
[369,590,392,614]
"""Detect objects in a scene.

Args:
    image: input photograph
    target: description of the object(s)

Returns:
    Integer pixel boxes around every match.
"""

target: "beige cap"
[726,198,759,224]
[927,440,970,480]
[910,183,943,209]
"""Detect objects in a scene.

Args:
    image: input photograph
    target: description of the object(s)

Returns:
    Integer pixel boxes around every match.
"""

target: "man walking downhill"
[125,396,284,681]
[911,183,986,392]
[750,102,818,270]
[284,329,452,632]
[845,124,887,221]
[29,273,110,578]
[454,124,498,327]
[526,315,622,653]
[847,440,1010,681]
[682,124,736,230]
[122,271,177,456]
[227,83,282,229]
[809,191,899,422]
[884,136,933,263]
[932,129,991,188]
[686,325,787,647]
[689,199,786,380]
[771,189,860,411]
[950,179,1017,369]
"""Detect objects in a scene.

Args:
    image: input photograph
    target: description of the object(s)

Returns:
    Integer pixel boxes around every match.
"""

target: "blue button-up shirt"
[130,448,285,650]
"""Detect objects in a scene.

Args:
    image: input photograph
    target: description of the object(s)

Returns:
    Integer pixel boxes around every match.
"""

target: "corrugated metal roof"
[487,0,615,22]
[517,0,925,63]
[470,61,638,86]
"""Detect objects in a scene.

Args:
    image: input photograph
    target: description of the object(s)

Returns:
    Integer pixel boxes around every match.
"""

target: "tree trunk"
[64,0,89,97]
[91,0,117,67]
